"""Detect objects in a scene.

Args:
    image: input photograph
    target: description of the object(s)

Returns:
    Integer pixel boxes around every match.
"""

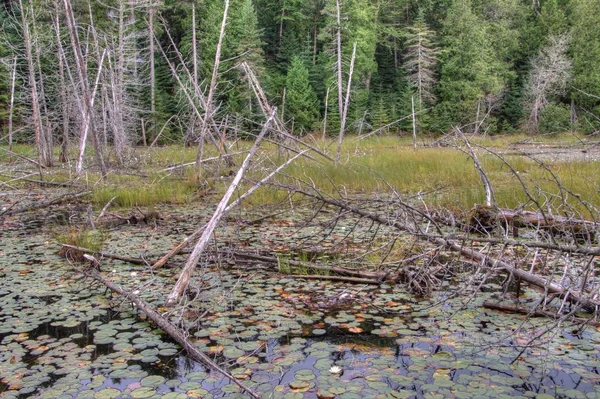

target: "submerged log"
[467,204,598,242]
[83,268,260,399]
[483,301,600,327]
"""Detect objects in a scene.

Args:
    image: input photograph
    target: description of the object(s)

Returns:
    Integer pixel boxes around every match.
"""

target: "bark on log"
[483,301,600,327]
[83,268,260,398]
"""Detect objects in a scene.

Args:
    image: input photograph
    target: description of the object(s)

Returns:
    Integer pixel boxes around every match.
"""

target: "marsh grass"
[91,176,197,208]
[56,227,107,262]
[2,133,598,215]
[242,136,600,216]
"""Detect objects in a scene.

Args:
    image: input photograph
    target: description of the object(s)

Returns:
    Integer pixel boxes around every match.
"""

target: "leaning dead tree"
[275,181,600,313]
[165,110,277,306]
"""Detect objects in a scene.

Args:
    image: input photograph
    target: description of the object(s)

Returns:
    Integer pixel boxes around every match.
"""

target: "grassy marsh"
[2,133,599,216]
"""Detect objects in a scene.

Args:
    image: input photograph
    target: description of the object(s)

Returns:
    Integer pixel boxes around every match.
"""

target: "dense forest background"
[1,0,599,157]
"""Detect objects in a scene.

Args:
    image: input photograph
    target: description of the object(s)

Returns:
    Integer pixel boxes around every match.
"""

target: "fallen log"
[286,274,379,284]
[284,186,600,312]
[226,250,386,280]
[83,267,260,399]
[1,191,91,217]
[483,301,600,327]
[468,204,598,242]
[60,244,152,266]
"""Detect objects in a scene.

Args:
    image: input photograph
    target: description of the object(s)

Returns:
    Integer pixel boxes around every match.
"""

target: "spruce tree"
[403,11,438,108]
[285,56,320,133]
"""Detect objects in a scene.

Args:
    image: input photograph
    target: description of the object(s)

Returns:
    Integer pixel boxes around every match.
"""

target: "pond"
[2,205,600,399]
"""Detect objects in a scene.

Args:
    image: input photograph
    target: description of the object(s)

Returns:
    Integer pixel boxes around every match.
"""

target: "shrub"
[538,103,571,135]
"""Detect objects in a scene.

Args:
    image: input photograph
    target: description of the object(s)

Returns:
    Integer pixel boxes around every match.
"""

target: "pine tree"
[285,56,320,133]
[403,11,438,108]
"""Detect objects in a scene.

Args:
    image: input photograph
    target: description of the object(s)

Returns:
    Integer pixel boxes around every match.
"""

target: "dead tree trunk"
[196,0,229,169]
[83,269,260,399]
[63,0,108,178]
[53,9,70,163]
[7,56,17,155]
[336,42,356,165]
[165,111,276,307]
[19,0,52,167]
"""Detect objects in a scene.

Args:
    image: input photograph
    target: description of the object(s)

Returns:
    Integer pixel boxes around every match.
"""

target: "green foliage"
[538,103,572,135]
[285,57,320,133]
[570,0,600,111]
[56,228,107,262]
[435,0,511,131]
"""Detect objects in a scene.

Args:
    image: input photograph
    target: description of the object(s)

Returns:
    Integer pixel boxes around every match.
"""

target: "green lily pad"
[130,387,156,398]
[94,388,121,399]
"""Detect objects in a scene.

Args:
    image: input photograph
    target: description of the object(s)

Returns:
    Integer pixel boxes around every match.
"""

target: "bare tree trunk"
[112,1,128,165]
[411,95,417,149]
[7,56,17,155]
[281,87,286,122]
[19,0,52,167]
[166,111,276,307]
[191,3,198,86]
[53,7,70,163]
[63,0,108,178]
[149,4,156,140]
[32,13,54,165]
[336,42,356,164]
[335,0,343,134]
[322,86,329,140]
[196,0,230,168]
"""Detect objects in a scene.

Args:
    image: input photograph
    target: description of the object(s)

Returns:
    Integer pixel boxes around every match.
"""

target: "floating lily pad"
[94,388,121,399]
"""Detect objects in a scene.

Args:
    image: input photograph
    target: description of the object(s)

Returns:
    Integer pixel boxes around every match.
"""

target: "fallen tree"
[275,184,600,312]
[81,265,260,399]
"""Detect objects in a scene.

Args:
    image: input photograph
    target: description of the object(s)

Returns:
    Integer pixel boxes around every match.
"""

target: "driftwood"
[226,250,387,280]
[468,204,598,241]
[83,268,260,399]
[60,244,152,266]
[287,274,379,284]
[1,190,91,217]
[483,301,600,327]
[284,187,600,312]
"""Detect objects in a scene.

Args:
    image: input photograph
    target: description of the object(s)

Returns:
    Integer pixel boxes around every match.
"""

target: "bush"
[538,103,571,135]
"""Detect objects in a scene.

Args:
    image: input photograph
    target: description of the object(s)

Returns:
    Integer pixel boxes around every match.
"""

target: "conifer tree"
[285,56,320,133]
[570,0,600,124]
[403,11,438,108]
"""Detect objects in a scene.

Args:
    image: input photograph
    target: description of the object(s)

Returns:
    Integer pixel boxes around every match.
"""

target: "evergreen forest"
[1,0,600,160]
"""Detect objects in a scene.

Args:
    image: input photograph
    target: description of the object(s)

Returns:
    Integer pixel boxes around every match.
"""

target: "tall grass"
[91,177,197,208]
